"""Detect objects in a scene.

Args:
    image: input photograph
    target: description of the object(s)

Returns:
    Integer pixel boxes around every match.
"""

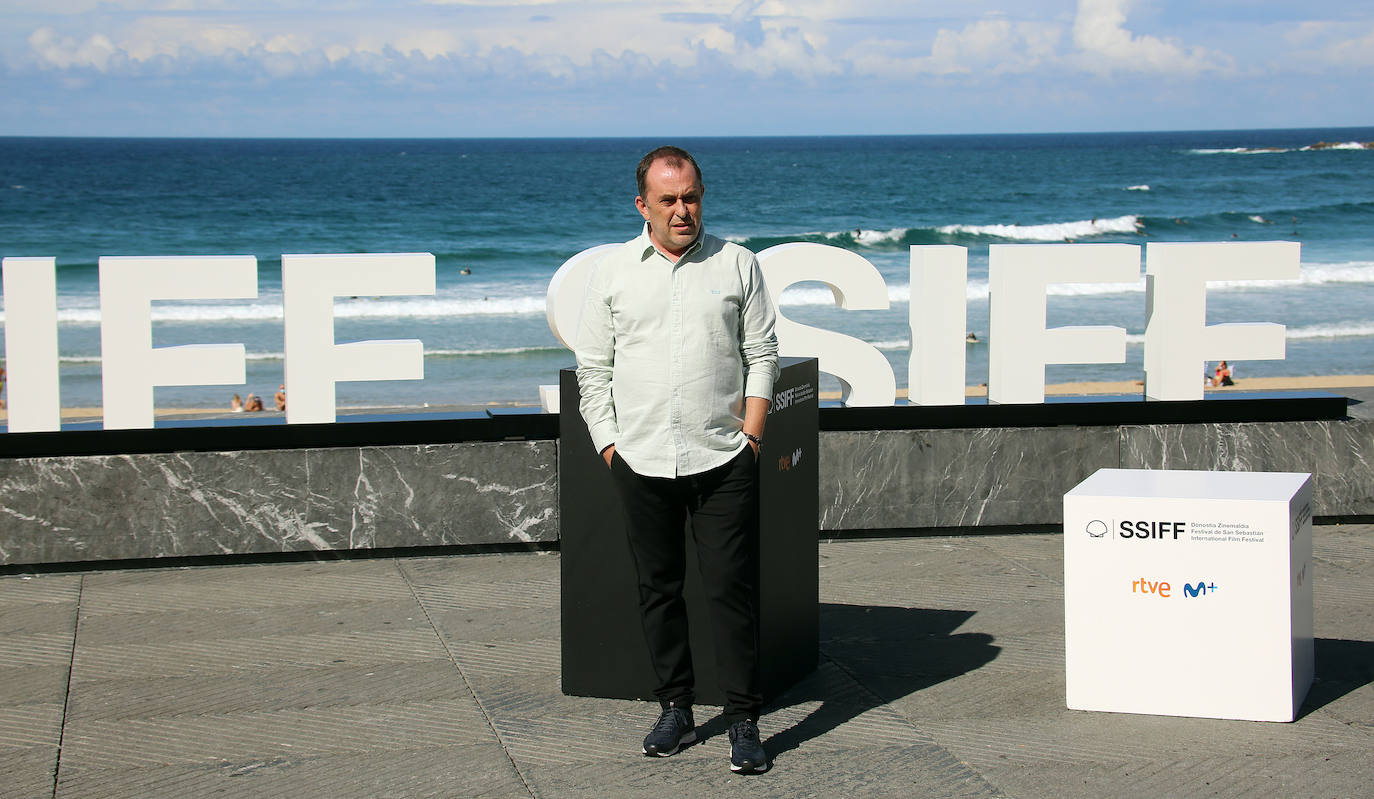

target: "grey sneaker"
[728,718,770,774]
[642,705,696,756]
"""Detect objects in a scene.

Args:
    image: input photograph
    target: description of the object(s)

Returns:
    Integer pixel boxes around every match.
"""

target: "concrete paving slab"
[0,525,1368,798]
[0,748,60,799]
[54,744,531,799]
[64,661,479,722]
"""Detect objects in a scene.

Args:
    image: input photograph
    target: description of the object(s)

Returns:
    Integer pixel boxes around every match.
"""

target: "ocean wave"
[55,320,1374,367]
[425,345,565,358]
[1189,147,1292,155]
[861,321,1374,351]
[11,260,1373,326]
[1125,185,1150,191]
[848,227,909,246]
[1299,141,1374,151]
[728,214,1145,252]
[1284,321,1374,339]
[1190,141,1372,155]
[36,294,548,325]
[776,260,1374,306]
[56,344,569,365]
[1123,321,1374,346]
[936,214,1142,241]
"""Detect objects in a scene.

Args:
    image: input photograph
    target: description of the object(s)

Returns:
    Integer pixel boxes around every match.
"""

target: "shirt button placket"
[670,262,686,475]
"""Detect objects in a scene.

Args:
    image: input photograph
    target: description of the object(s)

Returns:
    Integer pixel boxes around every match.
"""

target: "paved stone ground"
[0,524,1369,799]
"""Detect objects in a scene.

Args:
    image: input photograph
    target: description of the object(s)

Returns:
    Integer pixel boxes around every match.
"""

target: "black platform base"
[559,359,820,705]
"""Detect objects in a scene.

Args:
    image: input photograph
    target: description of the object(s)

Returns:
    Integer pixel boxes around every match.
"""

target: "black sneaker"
[727,719,770,774]
[642,705,696,756]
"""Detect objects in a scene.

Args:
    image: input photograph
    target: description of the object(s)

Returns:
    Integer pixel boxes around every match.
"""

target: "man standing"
[575,146,778,774]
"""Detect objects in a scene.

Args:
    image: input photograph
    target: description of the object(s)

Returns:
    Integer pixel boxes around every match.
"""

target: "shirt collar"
[636,222,704,263]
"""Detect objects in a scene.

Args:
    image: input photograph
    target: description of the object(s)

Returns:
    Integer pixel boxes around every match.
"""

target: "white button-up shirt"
[575,225,779,478]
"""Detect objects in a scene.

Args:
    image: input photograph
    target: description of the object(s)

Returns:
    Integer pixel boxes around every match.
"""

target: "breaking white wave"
[847,227,909,245]
[936,214,1141,241]
[776,260,1374,308]
[1191,142,1371,155]
[1298,142,1373,151]
[1125,185,1150,191]
[1123,321,1374,346]
[869,339,912,350]
[26,293,549,325]
[57,344,569,365]
[1189,147,1293,155]
[859,321,1374,353]
[1284,321,1374,339]
[10,260,1374,325]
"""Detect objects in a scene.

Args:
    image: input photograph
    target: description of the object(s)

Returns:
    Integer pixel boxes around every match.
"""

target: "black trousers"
[608,446,762,722]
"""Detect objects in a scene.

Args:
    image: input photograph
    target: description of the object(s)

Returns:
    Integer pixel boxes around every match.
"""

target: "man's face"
[636,158,703,257]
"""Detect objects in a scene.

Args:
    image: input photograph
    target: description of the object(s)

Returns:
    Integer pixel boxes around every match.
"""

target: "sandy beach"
[4,374,1371,424]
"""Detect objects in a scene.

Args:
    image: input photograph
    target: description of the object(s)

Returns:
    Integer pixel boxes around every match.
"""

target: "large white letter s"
[757,243,896,407]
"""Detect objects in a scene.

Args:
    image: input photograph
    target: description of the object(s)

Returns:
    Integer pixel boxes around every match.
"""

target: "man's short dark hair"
[636,146,703,198]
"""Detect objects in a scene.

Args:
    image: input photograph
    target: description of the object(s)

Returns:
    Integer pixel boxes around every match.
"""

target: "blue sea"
[2,129,1373,410]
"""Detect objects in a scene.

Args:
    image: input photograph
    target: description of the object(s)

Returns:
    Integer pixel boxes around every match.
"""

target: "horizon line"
[2,124,1373,142]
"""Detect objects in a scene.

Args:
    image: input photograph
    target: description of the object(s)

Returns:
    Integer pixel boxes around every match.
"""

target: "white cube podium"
[1064,468,1314,722]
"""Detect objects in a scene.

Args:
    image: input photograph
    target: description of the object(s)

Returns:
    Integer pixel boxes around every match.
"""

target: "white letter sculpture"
[757,243,896,407]
[988,244,1140,404]
[1144,242,1298,401]
[282,253,435,424]
[542,243,618,412]
[2,257,62,431]
[99,256,258,429]
[547,244,618,350]
[909,246,968,405]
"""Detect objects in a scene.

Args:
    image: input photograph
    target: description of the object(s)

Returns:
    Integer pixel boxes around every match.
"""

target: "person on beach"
[1209,361,1235,387]
[274,385,287,412]
[0,364,6,410]
[230,393,243,412]
[245,393,264,411]
[575,146,779,775]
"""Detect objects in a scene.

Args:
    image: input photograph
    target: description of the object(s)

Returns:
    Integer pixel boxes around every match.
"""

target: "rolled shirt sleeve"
[738,252,779,401]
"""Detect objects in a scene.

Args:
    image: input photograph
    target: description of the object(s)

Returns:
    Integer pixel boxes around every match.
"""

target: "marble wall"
[820,418,1374,531]
[818,427,1120,530]
[0,441,557,565]
[2,418,1370,565]
[1120,420,1374,520]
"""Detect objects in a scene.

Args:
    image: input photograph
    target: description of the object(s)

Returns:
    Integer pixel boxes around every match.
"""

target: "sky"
[1,0,1371,138]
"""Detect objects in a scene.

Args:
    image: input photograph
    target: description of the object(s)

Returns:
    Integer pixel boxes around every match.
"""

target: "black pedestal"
[560,358,819,705]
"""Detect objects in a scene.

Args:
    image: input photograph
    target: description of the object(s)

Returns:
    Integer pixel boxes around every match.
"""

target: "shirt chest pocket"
[695,276,744,350]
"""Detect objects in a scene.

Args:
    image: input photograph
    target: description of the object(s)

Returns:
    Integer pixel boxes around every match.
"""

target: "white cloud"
[27,26,120,70]
[13,1,1235,85]
[924,17,1062,75]
[1070,0,1229,75]
[9,0,1371,136]
[1283,21,1374,68]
